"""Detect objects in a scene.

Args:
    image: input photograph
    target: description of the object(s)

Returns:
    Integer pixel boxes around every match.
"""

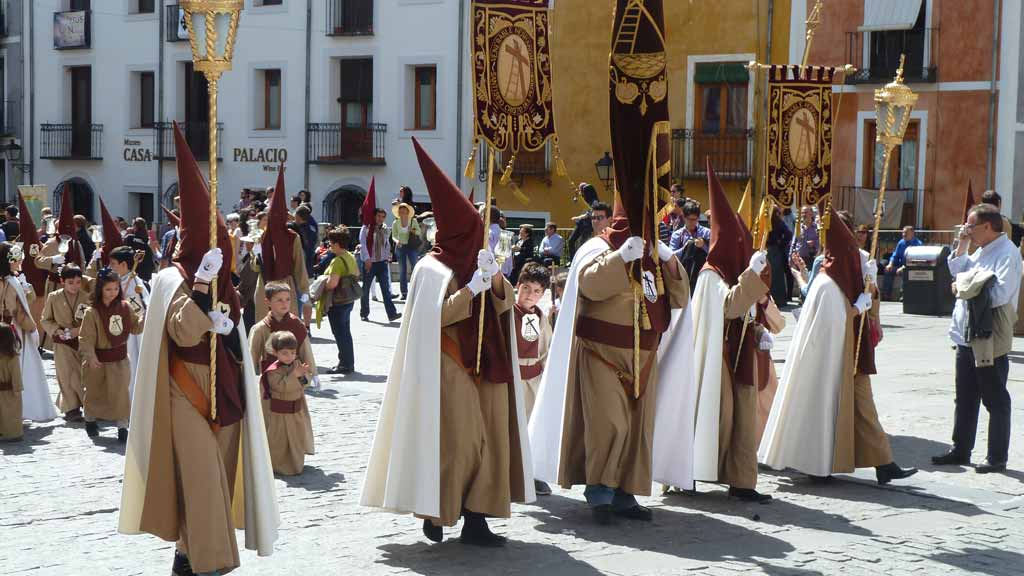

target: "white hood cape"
[690,269,730,482]
[528,237,697,490]
[123,273,151,405]
[757,273,849,476]
[361,255,536,518]
[119,267,279,556]
[10,277,57,421]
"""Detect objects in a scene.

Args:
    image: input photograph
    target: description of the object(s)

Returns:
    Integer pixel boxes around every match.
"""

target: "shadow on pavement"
[1005,351,1024,365]
[758,562,825,576]
[306,387,340,399]
[524,494,795,563]
[377,540,605,576]
[772,473,987,517]
[928,547,1024,575]
[889,434,971,474]
[662,488,874,537]
[280,465,346,493]
[0,423,55,455]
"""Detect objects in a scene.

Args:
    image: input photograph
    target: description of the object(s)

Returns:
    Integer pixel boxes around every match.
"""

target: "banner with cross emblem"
[765,65,838,208]
[470,0,555,153]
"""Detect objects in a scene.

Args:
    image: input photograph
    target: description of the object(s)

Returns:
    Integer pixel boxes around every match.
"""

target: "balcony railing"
[846,28,938,84]
[0,100,18,136]
[166,5,188,42]
[154,122,224,161]
[307,123,386,165]
[835,186,926,229]
[326,0,373,36]
[671,128,754,181]
[40,123,103,160]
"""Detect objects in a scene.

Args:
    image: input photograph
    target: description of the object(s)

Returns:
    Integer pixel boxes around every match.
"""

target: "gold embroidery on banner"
[611,1,667,116]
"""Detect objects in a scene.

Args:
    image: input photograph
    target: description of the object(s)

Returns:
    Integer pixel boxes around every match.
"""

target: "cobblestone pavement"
[3,299,1023,575]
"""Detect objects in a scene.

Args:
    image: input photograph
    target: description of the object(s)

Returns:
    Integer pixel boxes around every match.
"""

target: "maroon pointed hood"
[822,206,864,306]
[261,164,296,281]
[98,198,123,268]
[18,192,47,295]
[962,179,975,223]
[703,159,751,286]
[55,183,83,267]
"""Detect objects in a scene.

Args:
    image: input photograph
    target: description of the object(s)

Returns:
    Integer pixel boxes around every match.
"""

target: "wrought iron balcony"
[166,5,188,42]
[325,0,373,36]
[845,28,938,84]
[40,123,103,160]
[671,129,754,181]
[153,122,224,161]
[307,123,386,165]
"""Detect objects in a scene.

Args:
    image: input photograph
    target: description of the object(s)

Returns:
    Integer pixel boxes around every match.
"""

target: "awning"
[858,0,924,32]
[694,62,749,85]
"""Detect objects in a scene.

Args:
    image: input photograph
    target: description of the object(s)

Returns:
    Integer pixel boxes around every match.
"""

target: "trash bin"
[902,245,955,316]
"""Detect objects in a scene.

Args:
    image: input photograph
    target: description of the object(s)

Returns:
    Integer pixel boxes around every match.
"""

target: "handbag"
[405,222,423,252]
[331,256,363,306]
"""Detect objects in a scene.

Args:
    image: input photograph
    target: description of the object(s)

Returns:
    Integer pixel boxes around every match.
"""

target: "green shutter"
[694,62,749,85]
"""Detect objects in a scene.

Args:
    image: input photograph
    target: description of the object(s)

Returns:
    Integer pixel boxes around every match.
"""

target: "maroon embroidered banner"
[470,0,555,153]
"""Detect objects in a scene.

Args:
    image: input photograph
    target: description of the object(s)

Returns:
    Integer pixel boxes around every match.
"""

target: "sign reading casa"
[233,147,288,164]
[123,138,154,162]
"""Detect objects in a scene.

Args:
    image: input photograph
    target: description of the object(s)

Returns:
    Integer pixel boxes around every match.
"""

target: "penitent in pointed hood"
[98,198,124,267]
[703,159,751,287]
[261,164,296,281]
[821,206,864,307]
[18,192,47,295]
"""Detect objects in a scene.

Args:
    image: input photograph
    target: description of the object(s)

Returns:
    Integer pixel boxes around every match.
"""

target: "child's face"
[275,348,298,365]
[112,260,130,277]
[101,281,119,305]
[267,291,292,317]
[516,281,545,311]
[63,277,82,294]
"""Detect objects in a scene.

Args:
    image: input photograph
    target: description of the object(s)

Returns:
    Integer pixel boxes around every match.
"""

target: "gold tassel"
[500,154,516,186]
[510,183,531,205]
[464,141,478,179]
[655,262,665,296]
[640,299,651,331]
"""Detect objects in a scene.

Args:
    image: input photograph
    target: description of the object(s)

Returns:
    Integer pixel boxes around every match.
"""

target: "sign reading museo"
[54,11,90,50]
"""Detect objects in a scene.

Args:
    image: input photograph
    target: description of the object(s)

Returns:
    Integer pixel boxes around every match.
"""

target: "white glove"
[208,310,234,335]
[477,249,498,278]
[91,248,102,263]
[854,292,873,314]
[657,241,674,262]
[299,293,310,305]
[749,251,768,274]
[759,331,775,351]
[467,269,491,295]
[195,248,223,283]
[864,259,879,286]
[252,243,263,258]
[616,236,645,263]
[51,254,65,266]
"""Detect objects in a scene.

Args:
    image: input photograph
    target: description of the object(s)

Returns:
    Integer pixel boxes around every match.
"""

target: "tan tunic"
[260,365,314,475]
[41,289,88,413]
[833,298,893,472]
[516,306,552,419]
[715,269,770,490]
[427,276,524,527]
[79,304,144,422]
[0,278,36,439]
[36,238,88,296]
[248,317,317,375]
[253,236,311,320]
[755,300,786,443]
[558,252,689,496]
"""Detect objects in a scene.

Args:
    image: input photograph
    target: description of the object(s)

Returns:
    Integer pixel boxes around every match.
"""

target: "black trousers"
[952,346,1011,464]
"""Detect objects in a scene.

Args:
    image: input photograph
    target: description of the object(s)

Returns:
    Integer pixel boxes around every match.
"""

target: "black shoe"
[330,364,354,375]
[64,408,83,422]
[614,504,653,522]
[172,551,195,576]
[85,421,99,438]
[361,316,369,322]
[459,512,506,547]
[534,479,552,496]
[728,487,773,503]
[876,462,918,485]
[422,519,443,543]
[975,460,1007,474]
[807,474,833,484]
[591,504,617,525]
[388,313,403,323]
[117,428,129,444]
[931,450,970,466]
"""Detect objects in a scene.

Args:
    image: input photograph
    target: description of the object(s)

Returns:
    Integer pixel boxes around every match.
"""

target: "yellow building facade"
[486,0,793,228]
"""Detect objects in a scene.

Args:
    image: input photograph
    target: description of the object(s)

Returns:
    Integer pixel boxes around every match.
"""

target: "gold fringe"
[464,140,478,180]
[655,262,664,296]
[640,299,651,331]
[500,154,516,186]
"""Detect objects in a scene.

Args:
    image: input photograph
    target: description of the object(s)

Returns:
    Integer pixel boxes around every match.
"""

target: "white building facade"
[20,0,475,228]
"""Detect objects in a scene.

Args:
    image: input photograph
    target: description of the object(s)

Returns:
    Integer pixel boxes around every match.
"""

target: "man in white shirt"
[933,204,1022,474]
[539,222,564,265]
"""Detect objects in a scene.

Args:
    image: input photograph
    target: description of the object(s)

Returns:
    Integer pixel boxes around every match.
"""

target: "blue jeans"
[327,303,354,370]
[584,485,638,510]
[360,260,398,319]
[395,245,419,297]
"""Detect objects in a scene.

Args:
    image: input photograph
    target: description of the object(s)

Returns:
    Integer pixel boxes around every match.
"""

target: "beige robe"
[0,279,36,438]
[1014,240,1024,335]
[755,300,786,443]
[41,289,88,413]
[253,236,311,320]
[79,304,144,422]
[557,251,689,496]
[517,306,552,419]
[248,316,317,375]
[833,298,893,472]
[427,276,524,527]
[714,269,769,490]
[260,365,314,475]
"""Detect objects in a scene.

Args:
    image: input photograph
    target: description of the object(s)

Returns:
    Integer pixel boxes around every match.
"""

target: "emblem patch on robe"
[29,243,40,257]
[108,314,124,337]
[521,313,540,342]
[642,270,657,303]
[74,303,88,321]
[128,295,144,314]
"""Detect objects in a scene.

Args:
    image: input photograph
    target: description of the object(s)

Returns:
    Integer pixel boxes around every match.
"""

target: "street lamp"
[2,142,22,161]
[182,0,243,421]
[595,152,614,192]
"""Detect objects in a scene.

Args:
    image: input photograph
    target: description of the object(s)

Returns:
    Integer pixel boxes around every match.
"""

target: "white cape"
[361,256,535,518]
[123,274,151,405]
[691,269,729,482]
[9,277,58,422]
[758,273,849,476]
[119,267,279,556]
[529,237,696,489]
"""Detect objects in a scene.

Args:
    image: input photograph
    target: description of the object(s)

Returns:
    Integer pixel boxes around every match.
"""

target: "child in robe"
[514,262,553,495]
[41,265,89,422]
[0,322,23,441]
[261,330,315,475]
[79,268,144,443]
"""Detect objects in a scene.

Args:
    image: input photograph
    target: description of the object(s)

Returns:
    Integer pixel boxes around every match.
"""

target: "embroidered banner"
[471,0,555,153]
[765,65,837,208]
